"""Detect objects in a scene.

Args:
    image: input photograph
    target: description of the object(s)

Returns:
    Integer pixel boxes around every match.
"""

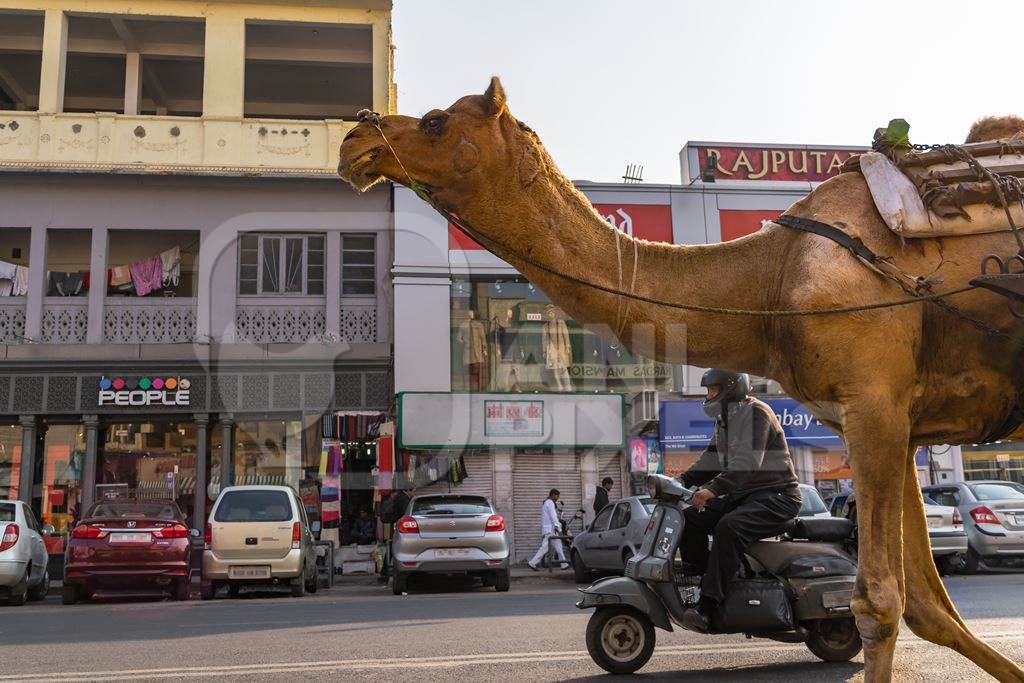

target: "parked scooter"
[577,474,862,674]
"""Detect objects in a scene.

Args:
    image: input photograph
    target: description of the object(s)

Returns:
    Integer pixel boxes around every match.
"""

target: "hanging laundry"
[129,254,163,297]
[160,246,181,288]
[0,260,16,295]
[48,271,84,297]
[109,265,132,287]
[11,266,27,296]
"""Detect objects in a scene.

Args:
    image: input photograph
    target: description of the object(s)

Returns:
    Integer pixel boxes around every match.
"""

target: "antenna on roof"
[622,163,644,184]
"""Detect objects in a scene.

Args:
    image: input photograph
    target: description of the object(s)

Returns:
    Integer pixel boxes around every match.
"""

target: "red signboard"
[719,209,782,242]
[449,203,673,250]
[692,145,862,182]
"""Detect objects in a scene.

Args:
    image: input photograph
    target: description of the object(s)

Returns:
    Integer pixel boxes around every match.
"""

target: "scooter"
[577,474,862,674]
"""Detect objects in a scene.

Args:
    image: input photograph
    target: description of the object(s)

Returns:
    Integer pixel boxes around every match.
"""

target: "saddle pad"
[860,151,1021,238]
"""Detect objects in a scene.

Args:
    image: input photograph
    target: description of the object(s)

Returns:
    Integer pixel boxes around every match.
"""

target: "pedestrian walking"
[593,477,613,514]
[528,488,568,571]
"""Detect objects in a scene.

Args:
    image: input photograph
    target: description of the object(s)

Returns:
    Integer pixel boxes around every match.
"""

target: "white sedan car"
[0,500,52,605]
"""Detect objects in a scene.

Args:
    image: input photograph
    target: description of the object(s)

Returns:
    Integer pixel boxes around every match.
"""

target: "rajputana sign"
[98,376,191,407]
[685,143,866,183]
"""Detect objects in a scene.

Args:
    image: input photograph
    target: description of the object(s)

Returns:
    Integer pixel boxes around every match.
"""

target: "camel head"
[339,77,546,205]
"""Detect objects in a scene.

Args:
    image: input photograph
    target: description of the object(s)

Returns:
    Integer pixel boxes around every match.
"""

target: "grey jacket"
[681,397,798,499]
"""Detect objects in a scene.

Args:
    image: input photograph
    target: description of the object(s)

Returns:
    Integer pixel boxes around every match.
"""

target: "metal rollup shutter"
[598,451,626,502]
[512,452,582,563]
[412,453,495,503]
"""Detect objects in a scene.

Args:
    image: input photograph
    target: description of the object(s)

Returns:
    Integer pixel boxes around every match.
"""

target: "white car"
[0,500,52,605]
[798,484,832,519]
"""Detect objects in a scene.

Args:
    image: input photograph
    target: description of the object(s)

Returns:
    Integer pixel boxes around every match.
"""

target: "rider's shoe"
[680,608,710,633]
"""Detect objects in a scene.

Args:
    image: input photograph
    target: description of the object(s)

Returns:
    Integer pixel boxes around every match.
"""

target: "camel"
[338,78,1024,681]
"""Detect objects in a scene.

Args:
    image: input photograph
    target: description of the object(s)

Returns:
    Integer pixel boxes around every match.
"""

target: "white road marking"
[3,632,1023,681]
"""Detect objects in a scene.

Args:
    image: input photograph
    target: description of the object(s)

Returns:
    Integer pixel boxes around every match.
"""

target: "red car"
[63,500,193,604]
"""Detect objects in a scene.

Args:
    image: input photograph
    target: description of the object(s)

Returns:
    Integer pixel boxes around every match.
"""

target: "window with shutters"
[238,233,324,296]
[342,234,376,296]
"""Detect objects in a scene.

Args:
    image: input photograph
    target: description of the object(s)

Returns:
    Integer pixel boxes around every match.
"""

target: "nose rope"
[349,112,999,331]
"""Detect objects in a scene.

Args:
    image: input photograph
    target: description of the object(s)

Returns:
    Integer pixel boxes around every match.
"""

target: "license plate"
[109,532,151,544]
[435,548,472,558]
[927,517,942,529]
[229,566,271,579]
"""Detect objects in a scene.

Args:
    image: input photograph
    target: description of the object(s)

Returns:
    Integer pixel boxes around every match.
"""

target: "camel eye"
[423,115,446,135]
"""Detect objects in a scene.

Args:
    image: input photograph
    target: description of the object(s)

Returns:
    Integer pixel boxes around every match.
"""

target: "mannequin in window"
[542,305,572,392]
[494,308,524,392]
[457,309,488,391]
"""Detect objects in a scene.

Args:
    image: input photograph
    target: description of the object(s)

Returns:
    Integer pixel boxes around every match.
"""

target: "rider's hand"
[692,487,717,511]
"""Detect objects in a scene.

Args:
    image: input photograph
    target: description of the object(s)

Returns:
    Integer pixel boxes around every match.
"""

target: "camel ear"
[483,76,507,117]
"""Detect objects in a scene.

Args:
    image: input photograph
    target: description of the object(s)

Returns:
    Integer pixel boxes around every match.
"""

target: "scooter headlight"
[646,475,662,498]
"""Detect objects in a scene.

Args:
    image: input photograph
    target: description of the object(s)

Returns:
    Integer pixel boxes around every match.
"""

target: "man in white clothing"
[528,488,568,570]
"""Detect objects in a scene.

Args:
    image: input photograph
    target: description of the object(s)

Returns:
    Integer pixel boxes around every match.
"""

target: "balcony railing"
[236,298,326,344]
[104,298,197,344]
[40,298,88,344]
[0,113,354,176]
[0,299,26,344]
[340,302,378,343]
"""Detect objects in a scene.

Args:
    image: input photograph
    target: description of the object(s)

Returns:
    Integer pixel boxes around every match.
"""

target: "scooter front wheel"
[585,606,656,675]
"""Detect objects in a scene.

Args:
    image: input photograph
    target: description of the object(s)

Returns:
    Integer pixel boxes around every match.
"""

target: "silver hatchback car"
[391,494,510,594]
[922,481,1024,572]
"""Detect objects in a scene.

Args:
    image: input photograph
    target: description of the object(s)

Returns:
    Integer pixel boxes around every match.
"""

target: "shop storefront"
[5,362,390,569]
[397,392,626,562]
[962,442,1024,484]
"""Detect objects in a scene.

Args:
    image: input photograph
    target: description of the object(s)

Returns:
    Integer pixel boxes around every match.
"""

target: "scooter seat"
[789,517,854,543]
[745,539,856,579]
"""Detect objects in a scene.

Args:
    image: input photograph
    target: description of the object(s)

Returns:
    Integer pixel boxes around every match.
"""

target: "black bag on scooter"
[711,578,795,633]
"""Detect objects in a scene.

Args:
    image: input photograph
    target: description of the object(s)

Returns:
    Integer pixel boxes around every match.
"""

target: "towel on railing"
[160,246,181,288]
[11,266,28,296]
[129,255,163,297]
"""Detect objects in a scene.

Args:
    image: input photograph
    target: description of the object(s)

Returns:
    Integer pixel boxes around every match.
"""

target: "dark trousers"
[680,487,802,604]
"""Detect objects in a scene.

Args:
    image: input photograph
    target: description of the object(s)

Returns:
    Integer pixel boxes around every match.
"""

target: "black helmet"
[701,368,751,419]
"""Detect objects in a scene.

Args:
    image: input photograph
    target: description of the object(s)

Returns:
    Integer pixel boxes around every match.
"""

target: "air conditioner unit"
[629,390,659,429]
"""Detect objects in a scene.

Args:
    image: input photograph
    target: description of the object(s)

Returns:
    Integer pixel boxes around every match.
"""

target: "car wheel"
[934,555,956,576]
[585,606,656,675]
[391,560,407,595]
[572,551,591,584]
[200,581,217,601]
[227,582,241,598]
[494,569,511,592]
[957,545,982,574]
[61,583,80,606]
[7,570,28,606]
[27,567,49,602]
[173,580,190,601]
[305,567,318,594]
[806,618,863,662]
[481,573,496,587]
[289,576,305,598]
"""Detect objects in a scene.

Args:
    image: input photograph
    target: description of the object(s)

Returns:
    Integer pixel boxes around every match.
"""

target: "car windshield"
[412,496,491,515]
[640,498,655,513]
[969,483,1024,501]
[0,503,14,522]
[87,502,182,520]
[923,495,939,506]
[799,487,828,515]
[215,490,292,522]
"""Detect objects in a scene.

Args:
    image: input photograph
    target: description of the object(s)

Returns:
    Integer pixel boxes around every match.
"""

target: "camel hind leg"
[901,454,1024,681]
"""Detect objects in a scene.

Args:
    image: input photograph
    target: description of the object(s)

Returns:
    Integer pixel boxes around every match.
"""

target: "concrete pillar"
[37,9,68,114]
[492,448,513,549]
[580,448,599,525]
[220,415,235,488]
[24,226,48,341]
[81,415,99,509]
[17,416,37,506]
[371,18,392,114]
[124,53,142,116]
[202,16,246,118]
[325,231,341,339]
[193,414,209,530]
[795,447,816,486]
[86,228,106,344]
[950,445,966,483]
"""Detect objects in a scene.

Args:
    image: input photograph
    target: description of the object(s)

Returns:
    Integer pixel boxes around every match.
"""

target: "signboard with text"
[98,375,191,407]
[659,398,842,449]
[484,400,544,437]
[684,143,866,183]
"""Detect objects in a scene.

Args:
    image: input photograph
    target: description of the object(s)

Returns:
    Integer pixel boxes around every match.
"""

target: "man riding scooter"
[678,368,802,633]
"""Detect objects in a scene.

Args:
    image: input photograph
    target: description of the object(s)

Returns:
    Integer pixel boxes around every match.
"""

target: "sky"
[392,0,1021,184]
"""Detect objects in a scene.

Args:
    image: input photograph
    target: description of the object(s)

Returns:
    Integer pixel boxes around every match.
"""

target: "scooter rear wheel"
[805,617,863,662]
[586,606,656,674]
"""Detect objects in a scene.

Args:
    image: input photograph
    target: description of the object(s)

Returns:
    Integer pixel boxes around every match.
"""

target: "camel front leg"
[900,454,1024,681]
[844,399,910,681]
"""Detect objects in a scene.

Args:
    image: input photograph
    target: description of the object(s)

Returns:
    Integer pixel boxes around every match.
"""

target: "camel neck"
[443,158,778,377]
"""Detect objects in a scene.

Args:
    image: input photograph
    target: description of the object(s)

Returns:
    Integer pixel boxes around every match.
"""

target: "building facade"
[0,0,395,562]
